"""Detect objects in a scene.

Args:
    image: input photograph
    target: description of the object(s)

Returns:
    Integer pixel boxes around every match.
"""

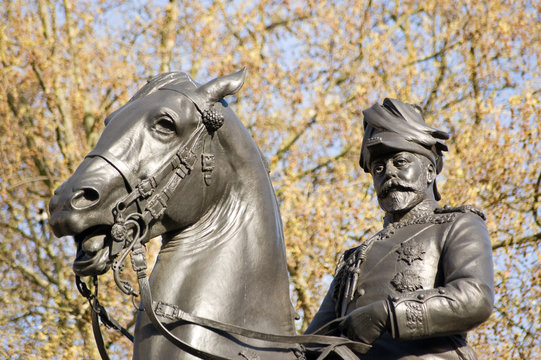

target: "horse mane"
[129,72,198,102]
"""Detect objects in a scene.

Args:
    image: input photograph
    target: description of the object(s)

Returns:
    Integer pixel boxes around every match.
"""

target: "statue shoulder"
[434,204,486,221]
[334,247,358,276]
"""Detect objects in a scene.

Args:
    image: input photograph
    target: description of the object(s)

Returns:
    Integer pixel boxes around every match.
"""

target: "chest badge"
[391,270,424,292]
[396,241,426,265]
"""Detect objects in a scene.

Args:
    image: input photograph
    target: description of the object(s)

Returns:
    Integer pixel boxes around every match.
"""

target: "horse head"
[50,69,302,359]
[49,69,247,277]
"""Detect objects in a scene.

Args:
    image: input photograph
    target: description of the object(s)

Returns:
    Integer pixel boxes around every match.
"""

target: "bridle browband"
[76,88,369,360]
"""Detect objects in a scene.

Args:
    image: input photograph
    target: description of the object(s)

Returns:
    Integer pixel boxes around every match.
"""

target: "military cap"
[360,98,449,173]
[360,98,450,200]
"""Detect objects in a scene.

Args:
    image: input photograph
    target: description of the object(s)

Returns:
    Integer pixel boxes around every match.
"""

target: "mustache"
[378,179,417,198]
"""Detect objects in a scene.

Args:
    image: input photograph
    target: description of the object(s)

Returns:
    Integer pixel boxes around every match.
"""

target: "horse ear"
[197,68,246,105]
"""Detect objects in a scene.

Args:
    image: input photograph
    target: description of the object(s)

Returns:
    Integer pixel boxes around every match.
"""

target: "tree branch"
[36,0,52,43]
[6,91,54,189]
[492,232,541,250]
[30,58,77,170]
[159,0,178,73]
[532,171,540,227]
[287,260,312,331]
[274,116,316,161]
[296,145,352,180]
[0,251,49,289]
[265,15,310,32]
[468,39,482,125]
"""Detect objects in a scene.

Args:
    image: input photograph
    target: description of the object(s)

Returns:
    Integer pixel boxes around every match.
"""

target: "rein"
[75,275,134,360]
[77,93,369,359]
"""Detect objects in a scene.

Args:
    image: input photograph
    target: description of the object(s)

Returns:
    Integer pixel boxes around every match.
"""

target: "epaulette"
[334,247,358,276]
[434,204,486,221]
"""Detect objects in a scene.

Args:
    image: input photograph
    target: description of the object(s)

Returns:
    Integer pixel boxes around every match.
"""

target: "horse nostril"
[70,187,101,210]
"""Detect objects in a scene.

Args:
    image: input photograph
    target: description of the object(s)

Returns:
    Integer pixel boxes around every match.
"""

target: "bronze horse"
[49,70,366,359]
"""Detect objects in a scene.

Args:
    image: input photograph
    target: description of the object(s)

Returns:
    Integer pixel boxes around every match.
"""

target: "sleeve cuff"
[388,288,452,340]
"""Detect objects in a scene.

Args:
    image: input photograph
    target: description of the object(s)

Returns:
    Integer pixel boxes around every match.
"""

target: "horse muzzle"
[49,156,131,276]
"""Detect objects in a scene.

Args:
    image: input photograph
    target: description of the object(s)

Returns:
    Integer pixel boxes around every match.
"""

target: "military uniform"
[306,206,494,359]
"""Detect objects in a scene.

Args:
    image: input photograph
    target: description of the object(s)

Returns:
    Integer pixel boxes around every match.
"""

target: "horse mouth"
[73,227,112,276]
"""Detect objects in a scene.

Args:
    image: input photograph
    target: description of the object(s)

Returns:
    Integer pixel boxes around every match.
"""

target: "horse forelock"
[129,72,199,102]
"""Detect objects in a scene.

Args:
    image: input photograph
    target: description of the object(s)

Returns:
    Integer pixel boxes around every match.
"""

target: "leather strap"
[87,150,139,192]
[131,246,370,359]
[152,300,369,353]
[75,276,134,360]
[92,299,111,360]
[333,345,360,360]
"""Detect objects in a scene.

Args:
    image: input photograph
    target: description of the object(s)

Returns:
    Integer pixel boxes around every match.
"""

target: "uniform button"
[392,296,399,302]
[358,288,365,296]
[439,288,446,294]
[417,294,425,300]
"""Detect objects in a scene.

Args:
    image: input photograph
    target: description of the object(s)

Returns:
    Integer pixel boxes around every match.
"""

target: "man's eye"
[395,159,408,167]
[374,165,384,174]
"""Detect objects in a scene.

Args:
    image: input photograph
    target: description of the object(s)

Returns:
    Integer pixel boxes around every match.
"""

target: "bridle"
[84,84,222,292]
[76,86,225,357]
[75,88,369,360]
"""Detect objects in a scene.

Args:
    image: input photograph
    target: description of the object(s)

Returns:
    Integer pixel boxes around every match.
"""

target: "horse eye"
[153,117,176,134]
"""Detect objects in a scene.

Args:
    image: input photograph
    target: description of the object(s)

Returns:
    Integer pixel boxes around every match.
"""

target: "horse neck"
[149,164,295,334]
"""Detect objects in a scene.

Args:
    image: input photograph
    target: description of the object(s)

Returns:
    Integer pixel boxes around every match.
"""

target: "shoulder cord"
[335,232,383,317]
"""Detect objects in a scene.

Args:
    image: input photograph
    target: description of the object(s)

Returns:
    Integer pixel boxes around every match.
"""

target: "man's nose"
[384,161,399,179]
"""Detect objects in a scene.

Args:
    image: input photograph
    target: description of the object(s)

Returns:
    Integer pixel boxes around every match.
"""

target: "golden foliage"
[0,0,539,358]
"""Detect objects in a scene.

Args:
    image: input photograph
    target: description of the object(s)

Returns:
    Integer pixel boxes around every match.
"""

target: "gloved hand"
[338,300,390,344]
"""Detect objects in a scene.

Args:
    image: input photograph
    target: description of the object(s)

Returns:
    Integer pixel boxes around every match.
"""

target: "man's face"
[370,151,433,214]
